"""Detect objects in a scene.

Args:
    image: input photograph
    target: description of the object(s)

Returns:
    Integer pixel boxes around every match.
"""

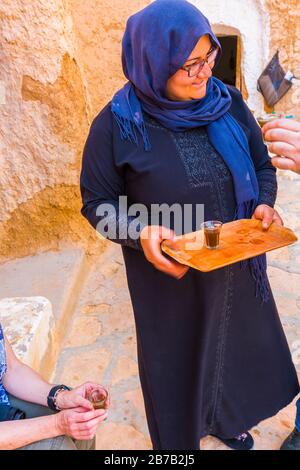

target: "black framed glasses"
[181,47,219,78]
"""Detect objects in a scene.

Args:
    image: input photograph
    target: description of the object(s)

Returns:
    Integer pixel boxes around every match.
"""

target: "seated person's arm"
[0,406,106,450]
[0,338,66,449]
[3,337,104,410]
[0,412,59,450]
[3,336,52,406]
[1,336,108,449]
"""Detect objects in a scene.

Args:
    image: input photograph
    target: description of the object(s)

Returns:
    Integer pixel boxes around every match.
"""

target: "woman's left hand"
[251,204,283,230]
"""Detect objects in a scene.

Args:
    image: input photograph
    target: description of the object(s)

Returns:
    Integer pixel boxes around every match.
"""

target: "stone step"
[0,248,89,378]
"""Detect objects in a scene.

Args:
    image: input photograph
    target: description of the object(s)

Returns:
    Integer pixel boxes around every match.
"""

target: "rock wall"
[0,0,299,262]
[0,0,92,261]
[67,0,151,118]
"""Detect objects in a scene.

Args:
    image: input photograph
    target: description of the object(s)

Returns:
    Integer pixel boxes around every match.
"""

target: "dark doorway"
[213,35,240,89]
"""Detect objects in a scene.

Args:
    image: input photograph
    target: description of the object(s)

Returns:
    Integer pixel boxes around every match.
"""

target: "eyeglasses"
[181,47,219,78]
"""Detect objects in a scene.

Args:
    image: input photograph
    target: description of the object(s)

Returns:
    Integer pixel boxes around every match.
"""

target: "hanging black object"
[257,51,294,107]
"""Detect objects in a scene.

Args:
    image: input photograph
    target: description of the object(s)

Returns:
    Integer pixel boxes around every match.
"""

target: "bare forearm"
[3,362,52,407]
[0,414,59,450]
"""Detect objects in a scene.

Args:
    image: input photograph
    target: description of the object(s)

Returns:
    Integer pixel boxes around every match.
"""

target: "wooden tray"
[161,219,298,272]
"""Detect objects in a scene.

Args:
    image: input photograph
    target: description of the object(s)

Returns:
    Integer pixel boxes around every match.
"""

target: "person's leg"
[19,434,96,451]
[280,397,300,450]
[8,395,95,450]
[74,437,96,450]
[19,436,78,450]
[295,398,300,432]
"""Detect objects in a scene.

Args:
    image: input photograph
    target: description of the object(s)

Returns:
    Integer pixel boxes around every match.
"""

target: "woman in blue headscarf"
[80,0,299,450]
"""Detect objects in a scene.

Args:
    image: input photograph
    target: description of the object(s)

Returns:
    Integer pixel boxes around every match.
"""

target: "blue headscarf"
[112,0,269,302]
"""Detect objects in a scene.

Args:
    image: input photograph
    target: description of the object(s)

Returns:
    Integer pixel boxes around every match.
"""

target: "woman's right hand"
[55,407,108,441]
[140,225,189,279]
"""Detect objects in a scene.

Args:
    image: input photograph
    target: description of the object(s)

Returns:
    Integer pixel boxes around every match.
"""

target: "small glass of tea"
[201,221,223,250]
[256,113,282,144]
[87,387,108,410]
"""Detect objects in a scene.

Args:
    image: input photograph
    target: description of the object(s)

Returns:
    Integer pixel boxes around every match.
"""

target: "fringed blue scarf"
[111,0,270,302]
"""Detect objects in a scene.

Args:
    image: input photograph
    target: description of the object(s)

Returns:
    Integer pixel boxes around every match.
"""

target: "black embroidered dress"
[80,87,299,450]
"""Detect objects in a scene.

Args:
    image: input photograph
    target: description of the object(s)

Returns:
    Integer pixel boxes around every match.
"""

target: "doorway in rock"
[213,35,242,91]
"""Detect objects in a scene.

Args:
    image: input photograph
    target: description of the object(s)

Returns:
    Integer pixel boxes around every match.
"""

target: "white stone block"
[0,297,54,371]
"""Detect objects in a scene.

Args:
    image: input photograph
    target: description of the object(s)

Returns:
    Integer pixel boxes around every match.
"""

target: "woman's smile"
[192,80,206,88]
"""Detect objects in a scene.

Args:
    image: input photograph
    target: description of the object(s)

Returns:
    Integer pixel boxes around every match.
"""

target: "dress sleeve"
[80,106,145,251]
[228,87,278,208]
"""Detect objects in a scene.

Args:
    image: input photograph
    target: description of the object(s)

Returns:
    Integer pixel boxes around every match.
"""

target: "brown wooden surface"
[161,219,298,272]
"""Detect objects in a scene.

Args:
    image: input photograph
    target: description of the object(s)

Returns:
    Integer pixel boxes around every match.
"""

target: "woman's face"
[166,35,215,101]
